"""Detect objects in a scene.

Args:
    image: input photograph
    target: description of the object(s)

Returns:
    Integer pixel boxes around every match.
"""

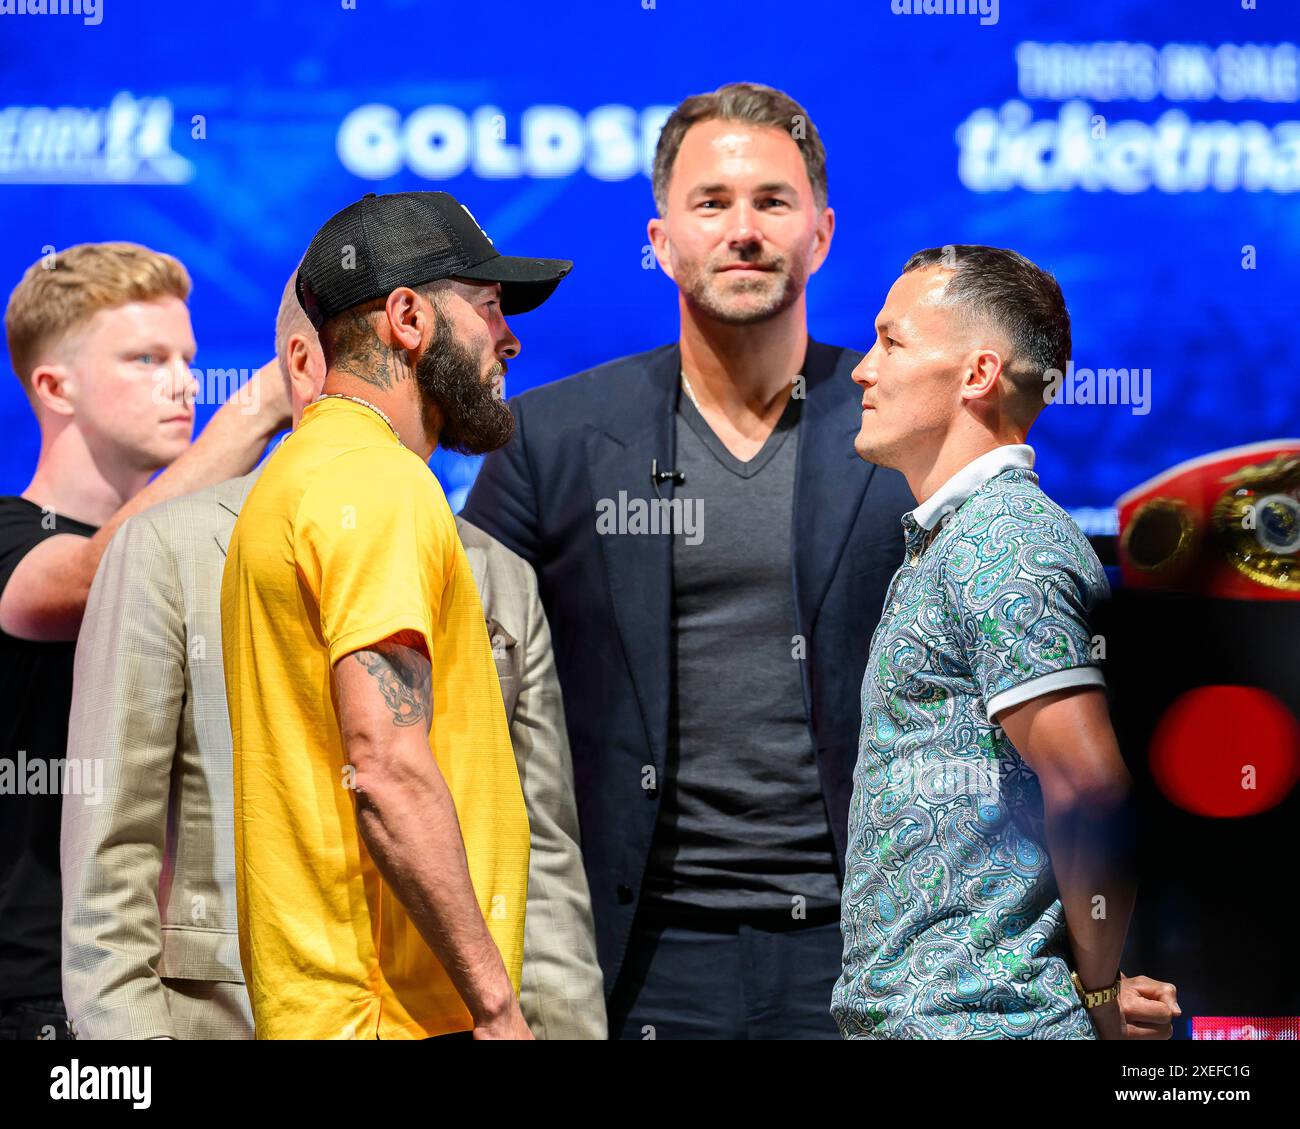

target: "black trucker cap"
[295,191,573,328]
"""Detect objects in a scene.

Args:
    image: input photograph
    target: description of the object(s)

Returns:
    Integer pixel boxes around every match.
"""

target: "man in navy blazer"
[463,83,914,1039]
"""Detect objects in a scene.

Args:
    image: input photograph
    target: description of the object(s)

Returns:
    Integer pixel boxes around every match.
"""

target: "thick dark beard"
[414,317,515,455]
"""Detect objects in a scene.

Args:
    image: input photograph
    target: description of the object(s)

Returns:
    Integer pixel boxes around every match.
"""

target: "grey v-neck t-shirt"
[642,390,841,915]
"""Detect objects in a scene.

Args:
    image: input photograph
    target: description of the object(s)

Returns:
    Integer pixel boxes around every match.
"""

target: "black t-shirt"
[0,496,98,1002]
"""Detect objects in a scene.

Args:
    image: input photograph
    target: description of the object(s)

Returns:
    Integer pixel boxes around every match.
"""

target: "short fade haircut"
[651,82,828,217]
[903,245,1070,422]
[275,266,314,382]
[4,242,191,395]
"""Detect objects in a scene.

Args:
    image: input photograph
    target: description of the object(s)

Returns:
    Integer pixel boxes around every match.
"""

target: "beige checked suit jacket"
[61,466,606,1039]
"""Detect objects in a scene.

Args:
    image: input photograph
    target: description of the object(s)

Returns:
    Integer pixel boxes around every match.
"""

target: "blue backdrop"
[2,0,1297,520]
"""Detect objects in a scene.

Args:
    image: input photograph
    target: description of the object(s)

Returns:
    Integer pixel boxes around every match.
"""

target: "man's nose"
[851,355,876,387]
[726,200,762,248]
[497,320,520,361]
[171,359,199,403]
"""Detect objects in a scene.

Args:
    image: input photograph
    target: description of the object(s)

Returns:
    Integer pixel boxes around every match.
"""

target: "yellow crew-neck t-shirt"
[220,397,529,1039]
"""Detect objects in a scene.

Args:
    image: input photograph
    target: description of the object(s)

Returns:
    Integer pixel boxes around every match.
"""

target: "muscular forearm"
[1044,783,1137,991]
[351,741,516,1024]
[333,631,528,1037]
[1000,687,1139,1024]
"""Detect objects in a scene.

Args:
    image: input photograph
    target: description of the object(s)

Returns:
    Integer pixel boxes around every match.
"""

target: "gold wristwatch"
[1071,970,1121,1009]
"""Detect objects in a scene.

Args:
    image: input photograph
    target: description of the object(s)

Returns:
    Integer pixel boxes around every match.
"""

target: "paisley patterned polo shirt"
[831,445,1109,1040]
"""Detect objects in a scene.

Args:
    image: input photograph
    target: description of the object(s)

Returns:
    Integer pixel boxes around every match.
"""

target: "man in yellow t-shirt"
[220,191,572,1039]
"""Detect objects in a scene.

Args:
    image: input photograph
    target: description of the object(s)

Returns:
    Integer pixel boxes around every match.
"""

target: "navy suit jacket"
[462,338,915,995]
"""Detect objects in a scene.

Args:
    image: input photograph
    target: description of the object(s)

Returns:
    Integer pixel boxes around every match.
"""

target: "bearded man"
[220,191,570,1040]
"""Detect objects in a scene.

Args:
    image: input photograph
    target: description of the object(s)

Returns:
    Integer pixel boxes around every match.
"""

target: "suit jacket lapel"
[214,461,267,558]
[792,339,876,639]
[585,345,680,778]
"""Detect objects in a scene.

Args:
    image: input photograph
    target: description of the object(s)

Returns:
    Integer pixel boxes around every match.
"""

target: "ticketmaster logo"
[0,0,101,24]
[958,99,1300,194]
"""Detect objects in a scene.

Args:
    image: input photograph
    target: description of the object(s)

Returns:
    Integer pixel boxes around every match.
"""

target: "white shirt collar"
[909,444,1036,531]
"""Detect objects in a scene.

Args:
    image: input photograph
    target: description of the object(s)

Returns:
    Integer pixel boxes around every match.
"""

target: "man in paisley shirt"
[832,245,1169,1039]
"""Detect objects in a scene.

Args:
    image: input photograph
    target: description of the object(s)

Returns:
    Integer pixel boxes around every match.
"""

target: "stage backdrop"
[3,0,1300,1026]
[1,0,1297,520]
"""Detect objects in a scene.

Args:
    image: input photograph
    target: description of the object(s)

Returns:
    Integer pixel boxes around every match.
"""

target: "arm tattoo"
[355,632,432,727]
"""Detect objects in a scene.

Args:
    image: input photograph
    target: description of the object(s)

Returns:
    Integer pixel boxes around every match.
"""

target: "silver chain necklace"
[680,370,702,411]
[318,393,403,447]
[680,370,804,413]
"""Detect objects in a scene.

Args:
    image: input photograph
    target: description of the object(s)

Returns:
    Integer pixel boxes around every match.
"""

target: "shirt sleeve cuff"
[985,666,1106,723]
[327,613,434,669]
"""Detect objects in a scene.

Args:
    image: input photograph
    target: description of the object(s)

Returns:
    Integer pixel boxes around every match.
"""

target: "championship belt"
[1117,440,1300,600]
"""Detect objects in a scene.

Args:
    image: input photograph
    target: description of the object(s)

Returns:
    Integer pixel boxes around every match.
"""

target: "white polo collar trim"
[910,444,1036,532]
